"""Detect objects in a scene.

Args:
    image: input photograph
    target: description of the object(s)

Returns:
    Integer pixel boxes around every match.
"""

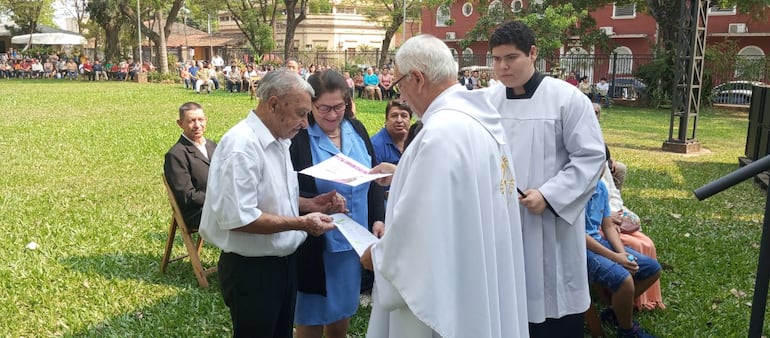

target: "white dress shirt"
[200,111,307,257]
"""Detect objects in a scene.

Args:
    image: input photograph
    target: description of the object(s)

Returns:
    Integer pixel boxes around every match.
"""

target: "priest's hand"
[370,162,397,186]
[301,212,336,237]
[519,188,547,214]
[372,221,385,238]
[361,245,374,271]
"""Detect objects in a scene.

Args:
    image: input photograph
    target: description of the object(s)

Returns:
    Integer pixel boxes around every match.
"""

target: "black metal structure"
[695,155,770,338]
[663,0,709,153]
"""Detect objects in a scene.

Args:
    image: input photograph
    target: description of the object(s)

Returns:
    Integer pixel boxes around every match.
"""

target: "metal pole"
[207,14,213,62]
[402,0,407,44]
[749,196,770,338]
[183,11,188,62]
[137,0,142,64]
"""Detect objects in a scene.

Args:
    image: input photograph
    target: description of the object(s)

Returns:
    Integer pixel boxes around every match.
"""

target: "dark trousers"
[218,251,298,338]
[529,312,584,338]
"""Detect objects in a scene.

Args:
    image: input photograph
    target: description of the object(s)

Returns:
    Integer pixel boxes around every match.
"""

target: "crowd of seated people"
[0,49,155,81]
[175,59,374,96]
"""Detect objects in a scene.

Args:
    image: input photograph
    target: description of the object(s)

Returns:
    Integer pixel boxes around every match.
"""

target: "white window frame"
[462,2,473,17]
[708,4,736,16]
[449,48,459,63]
[612,3,636,19]
[735,45,766,78]
[511,0,523,13]
[487,0,503,15]
[462,47,475,65]
[609,46,633,75]
[738,45,765,57]
[436,6,451,27]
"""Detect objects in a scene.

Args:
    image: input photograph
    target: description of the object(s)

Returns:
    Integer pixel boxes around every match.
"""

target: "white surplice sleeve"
[538,89,606,224]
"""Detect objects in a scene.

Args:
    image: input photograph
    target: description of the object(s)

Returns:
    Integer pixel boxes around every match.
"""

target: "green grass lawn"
[0,80,767,337]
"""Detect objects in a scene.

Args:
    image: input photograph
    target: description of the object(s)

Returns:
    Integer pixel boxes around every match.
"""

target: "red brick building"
[420,1,770,82]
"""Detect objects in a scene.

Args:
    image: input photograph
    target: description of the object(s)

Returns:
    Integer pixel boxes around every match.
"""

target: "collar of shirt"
[246,111,291,149]
[181,134,208,159]
[506,71,545,99]
[421,84,464,124]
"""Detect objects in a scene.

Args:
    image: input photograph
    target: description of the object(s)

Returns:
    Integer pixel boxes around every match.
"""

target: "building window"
[609,46,633,74]
[563,47,592,81]
[488,1,503,14]
[708,4,736,15]
[511,0,523,13]
[449,48,458,63]
[462,2,473,17]
[462,48,475,66]
[612,3,635,18]
[337,7,356,14]
[488,0,504,22]
[436,6,451,27]
[736,46,766,79]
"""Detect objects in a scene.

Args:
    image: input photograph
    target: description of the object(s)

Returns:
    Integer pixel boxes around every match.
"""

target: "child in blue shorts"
[586,178,661,338]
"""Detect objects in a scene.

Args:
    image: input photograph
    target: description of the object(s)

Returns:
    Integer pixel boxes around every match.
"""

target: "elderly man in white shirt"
[200,69,347,338]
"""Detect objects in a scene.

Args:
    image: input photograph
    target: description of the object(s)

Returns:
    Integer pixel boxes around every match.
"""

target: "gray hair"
[256,69,315,101]
[395,34,458,84]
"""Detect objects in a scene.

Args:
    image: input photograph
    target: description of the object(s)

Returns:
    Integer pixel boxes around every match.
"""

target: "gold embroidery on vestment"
[500,156,516,195]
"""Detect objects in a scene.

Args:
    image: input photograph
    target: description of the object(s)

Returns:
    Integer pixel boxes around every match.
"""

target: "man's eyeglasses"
[315,102,347,114]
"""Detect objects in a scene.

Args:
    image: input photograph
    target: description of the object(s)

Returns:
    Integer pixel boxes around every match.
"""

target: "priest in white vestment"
[488,22,607,336]
[360,34,529,338]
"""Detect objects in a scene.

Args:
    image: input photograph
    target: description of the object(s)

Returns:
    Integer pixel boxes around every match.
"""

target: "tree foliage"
[87,0,126,62]
[283,0,309,59]
[516,4,585,60]
[362,0,432,69]
[117,0,183,74]
[59,0,88,34]
[219,0,277,57]
[458,0,608,53]
[0,0,54,35]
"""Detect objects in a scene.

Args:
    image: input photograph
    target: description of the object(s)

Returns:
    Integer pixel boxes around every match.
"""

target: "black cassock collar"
[506,71,545,99]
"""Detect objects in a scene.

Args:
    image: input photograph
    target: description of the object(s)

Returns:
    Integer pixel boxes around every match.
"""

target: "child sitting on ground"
[585,171,662,338]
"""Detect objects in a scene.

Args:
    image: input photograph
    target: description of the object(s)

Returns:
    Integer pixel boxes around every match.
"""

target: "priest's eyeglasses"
[391,73,409,87]
[315,102,347,114]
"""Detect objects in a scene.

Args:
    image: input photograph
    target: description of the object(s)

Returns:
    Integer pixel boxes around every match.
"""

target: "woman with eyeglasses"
[289,69,385,338]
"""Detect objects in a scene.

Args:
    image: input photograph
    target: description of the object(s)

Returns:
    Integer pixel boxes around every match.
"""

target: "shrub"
[146,71,181,83]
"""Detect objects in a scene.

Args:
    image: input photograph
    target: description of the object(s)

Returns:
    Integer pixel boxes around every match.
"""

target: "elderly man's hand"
[306,190,348,214]
[301,212,336,237]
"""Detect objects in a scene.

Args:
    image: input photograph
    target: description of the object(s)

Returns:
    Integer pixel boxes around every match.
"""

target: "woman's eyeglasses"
[315,102,347,114]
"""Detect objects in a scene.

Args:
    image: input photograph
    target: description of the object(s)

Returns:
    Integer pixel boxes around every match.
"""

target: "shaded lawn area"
[0,80,767,337]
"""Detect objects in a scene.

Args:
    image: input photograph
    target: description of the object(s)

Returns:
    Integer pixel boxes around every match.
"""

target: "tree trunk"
[283,0,308,60]
[104,25,121,63]
[156,10,169,74]
[379,18,403,69]
[645,0,681,51]
[284,20,296,60]
[379,34,394,69]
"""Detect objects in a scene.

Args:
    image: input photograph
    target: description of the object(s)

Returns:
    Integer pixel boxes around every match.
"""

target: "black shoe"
[617,322,656,338]
[600,307,618,326]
